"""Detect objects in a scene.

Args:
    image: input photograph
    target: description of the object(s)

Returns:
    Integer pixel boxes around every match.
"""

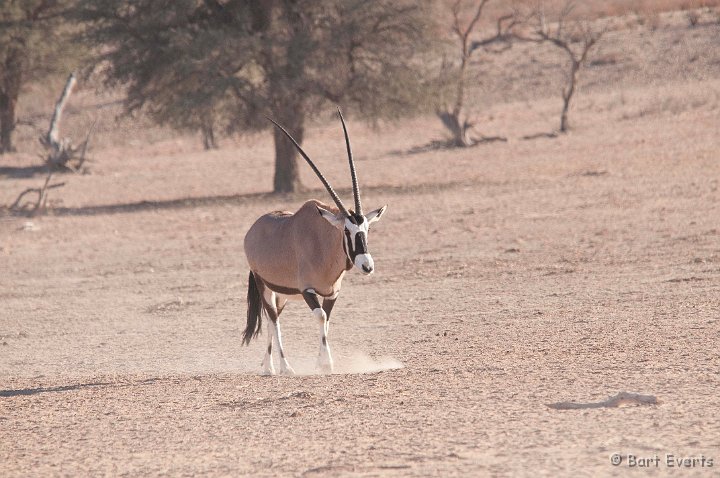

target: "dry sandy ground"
[2,13,720,478]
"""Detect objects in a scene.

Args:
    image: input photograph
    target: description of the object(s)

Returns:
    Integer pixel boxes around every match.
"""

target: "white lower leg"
[313,308,333,373]
[261,324,275,375]
[273,319,295,375]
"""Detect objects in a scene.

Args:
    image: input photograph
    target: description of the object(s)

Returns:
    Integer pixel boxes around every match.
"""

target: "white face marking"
[354,253,374,275]
[344,218,369,243]
[344,217,374,274]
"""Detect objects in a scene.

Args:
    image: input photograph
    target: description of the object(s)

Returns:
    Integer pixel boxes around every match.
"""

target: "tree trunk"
[272,104,304,193]
[201,120,217,150]
[560,62,580,133]
[256,1,309,193]
[0,48,23,154]
[438,49,473,147]
[437,111,472,147]
[0,92,17,154]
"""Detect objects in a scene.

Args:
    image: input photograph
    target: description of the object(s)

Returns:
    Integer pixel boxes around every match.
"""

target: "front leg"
[303,289,334,374]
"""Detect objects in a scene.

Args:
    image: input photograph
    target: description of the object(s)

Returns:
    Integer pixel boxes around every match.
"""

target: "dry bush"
[478,0,720,20]
[686,9,701,25]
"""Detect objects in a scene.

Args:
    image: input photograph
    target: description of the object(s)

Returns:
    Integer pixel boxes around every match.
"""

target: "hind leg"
[256,281,274,375]
[262,287,295,375]
[261,326,275,375]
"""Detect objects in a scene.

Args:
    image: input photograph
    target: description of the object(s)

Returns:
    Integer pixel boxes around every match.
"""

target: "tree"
[0,1,78,154]
[76,0,435,193]
[10,73,94,215]
[436,0,515,147]
[519,2,605,133]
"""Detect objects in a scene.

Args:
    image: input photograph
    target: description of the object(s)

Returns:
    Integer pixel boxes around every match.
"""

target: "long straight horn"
[337,107,362,216]
[267,117,350,217]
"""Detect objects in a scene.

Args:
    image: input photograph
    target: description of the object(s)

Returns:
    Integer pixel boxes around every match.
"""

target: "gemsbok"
[243,109,387,374]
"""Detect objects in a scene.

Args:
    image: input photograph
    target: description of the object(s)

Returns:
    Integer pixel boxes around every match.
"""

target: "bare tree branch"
[38,72,96,171]
[438,0,515,147]
[513,2,605,132]
[9,167,66,215]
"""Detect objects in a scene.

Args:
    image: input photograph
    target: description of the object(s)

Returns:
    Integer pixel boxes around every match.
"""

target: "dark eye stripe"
[354,232,367,254]
[344,229,368,260]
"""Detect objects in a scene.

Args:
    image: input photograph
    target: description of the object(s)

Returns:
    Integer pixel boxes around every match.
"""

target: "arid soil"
[1,12,720,477]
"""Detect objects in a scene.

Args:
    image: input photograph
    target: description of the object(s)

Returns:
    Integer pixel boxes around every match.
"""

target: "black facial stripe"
[354,232,367,255]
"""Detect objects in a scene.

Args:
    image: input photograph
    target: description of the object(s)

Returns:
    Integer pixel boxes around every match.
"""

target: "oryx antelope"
[243,109,387,375]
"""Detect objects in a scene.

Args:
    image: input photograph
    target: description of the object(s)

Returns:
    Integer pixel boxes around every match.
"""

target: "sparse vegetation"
[435,0,515,147]
[10,72,94,216]
[75,0,437,193]
[517,2,606,133]
[0,1,81,154]
[686,9,701,26]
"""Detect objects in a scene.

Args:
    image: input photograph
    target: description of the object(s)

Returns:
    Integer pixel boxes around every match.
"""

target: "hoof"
[279,365,296,376]
[317,360,334,375]
[261,358,275,376]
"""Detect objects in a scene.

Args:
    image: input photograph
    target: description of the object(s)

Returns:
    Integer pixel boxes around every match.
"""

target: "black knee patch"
[302,289,321,310]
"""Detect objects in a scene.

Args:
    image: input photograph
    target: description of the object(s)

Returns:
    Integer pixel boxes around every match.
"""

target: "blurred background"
[1,0,718,211]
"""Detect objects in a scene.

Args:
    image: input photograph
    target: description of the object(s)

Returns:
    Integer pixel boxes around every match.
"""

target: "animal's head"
[269,107,386,275]
[317,206,386,275]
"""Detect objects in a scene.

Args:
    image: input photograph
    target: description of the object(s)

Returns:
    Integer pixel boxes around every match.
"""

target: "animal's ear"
[317,205,345,228]
[366,205,387,225]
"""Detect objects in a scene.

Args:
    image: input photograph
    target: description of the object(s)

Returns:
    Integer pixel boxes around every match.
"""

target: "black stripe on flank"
[262,279,302,296]
[259,277,340,298]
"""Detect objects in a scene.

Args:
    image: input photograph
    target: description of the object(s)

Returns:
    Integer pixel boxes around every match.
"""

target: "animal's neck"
[333,226,353,272]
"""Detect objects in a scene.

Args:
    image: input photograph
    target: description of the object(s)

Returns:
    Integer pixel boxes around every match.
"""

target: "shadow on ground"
[0,166,51,179]
[0,378,163,398]
[1,181,478,218]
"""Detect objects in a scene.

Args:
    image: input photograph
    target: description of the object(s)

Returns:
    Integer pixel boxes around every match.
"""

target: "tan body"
[244,200,351,298]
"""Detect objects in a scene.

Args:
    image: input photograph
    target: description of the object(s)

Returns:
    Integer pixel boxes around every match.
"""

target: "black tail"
[243,271,263,345]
